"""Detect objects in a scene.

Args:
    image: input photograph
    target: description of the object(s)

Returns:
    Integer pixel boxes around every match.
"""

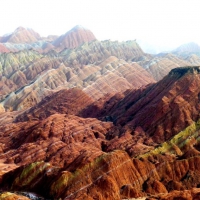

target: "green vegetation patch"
[12,161,50,188]
[139,119,200,158]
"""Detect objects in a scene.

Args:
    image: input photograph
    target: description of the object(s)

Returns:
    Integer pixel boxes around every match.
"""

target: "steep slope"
[90,66,200,145]
[2,26,200,200]
[53,25,96,49]
[1,58,154,111]
[0,50,44,101]
[0,50,61,106]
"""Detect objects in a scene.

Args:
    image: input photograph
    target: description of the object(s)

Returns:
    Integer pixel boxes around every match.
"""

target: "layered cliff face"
[0,50,43,99]
[78,67,200,162]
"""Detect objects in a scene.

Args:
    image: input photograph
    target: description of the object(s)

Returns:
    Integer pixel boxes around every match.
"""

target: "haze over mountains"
[1,25,200,199]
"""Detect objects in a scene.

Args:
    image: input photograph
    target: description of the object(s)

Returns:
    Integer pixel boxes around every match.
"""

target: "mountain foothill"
[1,25,200,199]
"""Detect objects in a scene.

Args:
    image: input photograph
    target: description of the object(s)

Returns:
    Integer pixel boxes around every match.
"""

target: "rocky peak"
[53,25,96,49]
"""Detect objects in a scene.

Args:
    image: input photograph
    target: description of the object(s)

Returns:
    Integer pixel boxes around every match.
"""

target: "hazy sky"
[1,0,200,51]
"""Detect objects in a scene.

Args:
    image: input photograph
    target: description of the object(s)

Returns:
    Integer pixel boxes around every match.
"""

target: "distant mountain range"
[1,25,200,55]
[0,25,96,53]
[138,40,200,55]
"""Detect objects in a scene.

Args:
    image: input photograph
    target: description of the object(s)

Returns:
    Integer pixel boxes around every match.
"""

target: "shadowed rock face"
[84,66,200,145]
[15,88,94,122]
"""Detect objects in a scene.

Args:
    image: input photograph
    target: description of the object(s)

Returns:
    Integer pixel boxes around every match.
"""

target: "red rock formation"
[1,67,200,199]
[53,25,96,49]
[93,67,200,144]
[0,31,150,111]
[3,149,200,199]
[1,26,200,200]
[0,113,115,168]
[152,188,200,200]
[16,88,94,121]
